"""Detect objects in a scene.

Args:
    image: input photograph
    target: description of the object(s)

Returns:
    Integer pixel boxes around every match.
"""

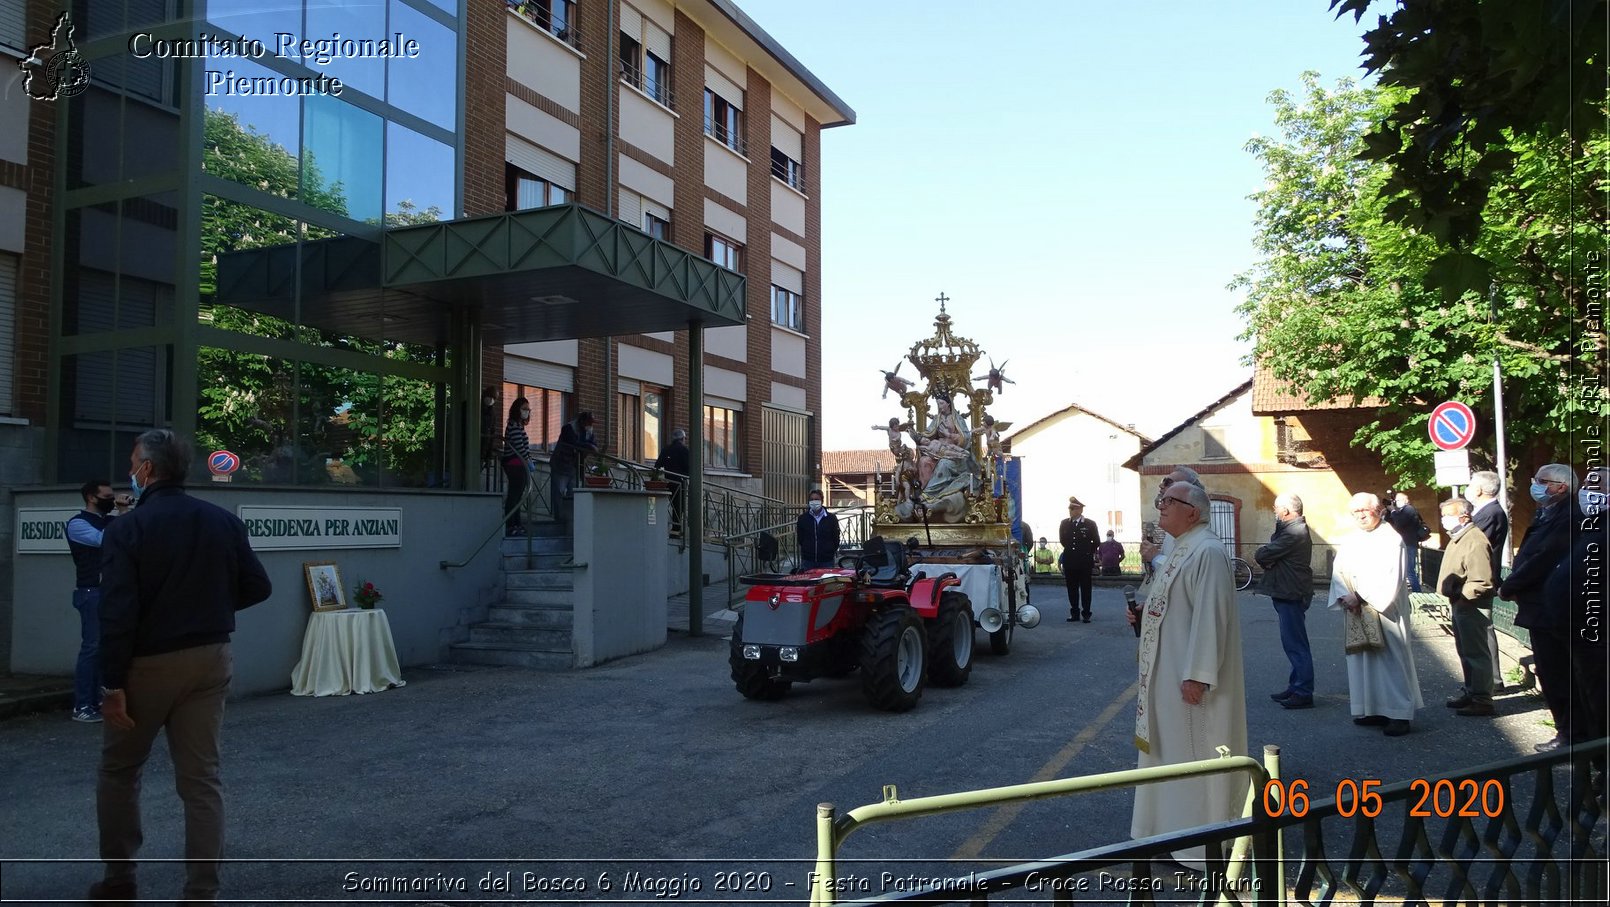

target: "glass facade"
[53,1,464,487]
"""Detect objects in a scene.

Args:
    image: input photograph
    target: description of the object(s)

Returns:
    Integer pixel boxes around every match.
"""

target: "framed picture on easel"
[304,562,347,611]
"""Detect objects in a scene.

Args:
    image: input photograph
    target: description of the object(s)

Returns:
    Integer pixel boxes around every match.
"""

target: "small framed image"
[304,562,347,611]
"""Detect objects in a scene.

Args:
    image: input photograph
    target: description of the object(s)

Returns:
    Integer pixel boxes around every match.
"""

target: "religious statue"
[879,362,916,400]
[973,357,1014,396]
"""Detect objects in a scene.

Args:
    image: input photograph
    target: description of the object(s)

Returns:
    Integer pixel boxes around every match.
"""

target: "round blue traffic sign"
[1429,401,1477,451]
[208,449,241,476]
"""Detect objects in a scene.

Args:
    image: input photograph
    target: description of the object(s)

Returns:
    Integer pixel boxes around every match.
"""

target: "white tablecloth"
[290,609,406,696]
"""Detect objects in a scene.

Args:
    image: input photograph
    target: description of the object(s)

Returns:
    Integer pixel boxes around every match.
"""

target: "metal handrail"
[439,461,552,570]
[620,62,675,109]
[506,1,583,50]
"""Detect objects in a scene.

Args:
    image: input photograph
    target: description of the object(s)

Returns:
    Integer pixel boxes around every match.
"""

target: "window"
[704,404,741,470]
[703,89,744,155]
[505,163,571,211]
[705,233,742,272]
[771,285,803,331]
[616,392,642,460]
[1107,511,1125,536]
[1201,426,1231,460]
[643,211,669,240]
[619,31,671,106]
[510,0,578,48]
[500,383,571,451]
[770,147,804,191]
[641,387,664,462]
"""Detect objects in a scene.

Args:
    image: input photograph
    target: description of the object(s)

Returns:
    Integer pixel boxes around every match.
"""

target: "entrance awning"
[214,204,747,345]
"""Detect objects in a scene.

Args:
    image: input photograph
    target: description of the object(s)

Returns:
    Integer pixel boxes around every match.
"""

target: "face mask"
[1441,515,1462,532]
[1529,481,1550,502]
[93,496,115,515]
[1580,489,1606,516]
[808,500,822,513]
[129,465,147,501]
[482,397,494,406]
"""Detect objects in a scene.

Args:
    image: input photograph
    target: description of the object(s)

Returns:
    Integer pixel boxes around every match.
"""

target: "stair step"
[505,571,573,590]
[499,536,572,555]
[488,604,573,628]
[449,642,575,671]
[469,623,572,648]
[502,552,574,571]
[504,587,573,605]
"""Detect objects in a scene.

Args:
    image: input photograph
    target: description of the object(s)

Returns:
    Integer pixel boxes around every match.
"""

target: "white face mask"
[1441,515,1463,533]
[1580,488,1606,516]
[808,500,822,513]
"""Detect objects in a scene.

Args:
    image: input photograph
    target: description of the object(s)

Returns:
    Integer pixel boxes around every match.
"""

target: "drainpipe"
[688,320,704,636]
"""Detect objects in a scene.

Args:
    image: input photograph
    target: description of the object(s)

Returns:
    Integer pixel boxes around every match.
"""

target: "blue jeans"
[1272,597,1313,698]
[72,587,102,712]
[1403,545,1421,592]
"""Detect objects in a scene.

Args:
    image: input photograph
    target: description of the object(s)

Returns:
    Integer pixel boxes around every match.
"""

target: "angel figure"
[871,417,914,463]
[879,361,915,399]
[972,413,1003,462]
[973,357,1015,395]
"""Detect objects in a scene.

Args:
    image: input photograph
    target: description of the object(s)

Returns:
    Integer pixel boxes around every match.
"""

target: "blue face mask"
[1529,481,1550,502]
[129,463,148,500]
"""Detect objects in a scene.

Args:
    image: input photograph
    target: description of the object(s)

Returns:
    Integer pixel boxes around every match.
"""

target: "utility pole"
[1489,284,1513,568]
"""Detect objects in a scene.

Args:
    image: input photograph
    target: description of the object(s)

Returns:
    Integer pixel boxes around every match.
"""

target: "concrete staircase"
[449,525,577,670]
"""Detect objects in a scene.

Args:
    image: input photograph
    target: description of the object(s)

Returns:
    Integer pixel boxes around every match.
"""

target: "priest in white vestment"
[1128,481,1248,869]
[1328,493,1423,736]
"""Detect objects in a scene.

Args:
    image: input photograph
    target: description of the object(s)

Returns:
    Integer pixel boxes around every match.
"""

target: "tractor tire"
[729,616,791,701]
[988,618,1013,656]
[860,607,926,712]
[926,591,974,687]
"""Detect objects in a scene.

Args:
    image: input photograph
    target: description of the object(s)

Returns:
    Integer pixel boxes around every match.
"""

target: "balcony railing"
[620,62,674,110]
[506,1,583,52]
[704,118,748,157]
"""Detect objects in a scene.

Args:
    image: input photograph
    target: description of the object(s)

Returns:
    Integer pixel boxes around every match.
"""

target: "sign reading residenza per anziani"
[238,506,401,550]
[17,506,403,554]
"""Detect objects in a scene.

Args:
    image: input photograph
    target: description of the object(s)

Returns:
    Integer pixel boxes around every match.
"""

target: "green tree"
[1234,74,1607,483]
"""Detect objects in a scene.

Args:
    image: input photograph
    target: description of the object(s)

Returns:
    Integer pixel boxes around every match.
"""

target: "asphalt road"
[0,586,1561,905]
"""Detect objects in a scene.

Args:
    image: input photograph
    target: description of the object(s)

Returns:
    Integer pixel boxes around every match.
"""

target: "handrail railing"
[440,461,553,571]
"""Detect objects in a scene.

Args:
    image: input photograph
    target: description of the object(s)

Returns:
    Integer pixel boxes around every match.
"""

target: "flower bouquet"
[354,581,384,610]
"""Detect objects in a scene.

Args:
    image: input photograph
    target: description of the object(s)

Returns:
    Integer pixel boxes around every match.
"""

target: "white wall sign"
[238,506,402,550]
[14,508,80,554]
[1434,448,1472,488]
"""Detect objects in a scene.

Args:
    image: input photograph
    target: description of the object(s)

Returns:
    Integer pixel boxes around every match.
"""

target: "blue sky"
[739,0,1377,450]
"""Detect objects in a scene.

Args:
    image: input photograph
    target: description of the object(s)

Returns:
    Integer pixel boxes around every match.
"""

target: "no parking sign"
[208,449,240,483]
[1428,401,1476,451]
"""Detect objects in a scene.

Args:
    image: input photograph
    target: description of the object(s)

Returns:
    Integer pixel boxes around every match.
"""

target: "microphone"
[1123,585,1142,638]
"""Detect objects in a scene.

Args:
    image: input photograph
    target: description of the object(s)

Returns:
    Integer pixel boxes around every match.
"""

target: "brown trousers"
[98,643,232,900]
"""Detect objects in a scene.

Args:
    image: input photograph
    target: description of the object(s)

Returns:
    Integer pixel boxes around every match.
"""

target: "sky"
[738,0,1377,452]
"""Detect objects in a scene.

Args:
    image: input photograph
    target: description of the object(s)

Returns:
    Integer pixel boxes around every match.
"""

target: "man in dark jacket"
[1499,463,1577,752]
[1467,470,1509,691]
[1059,496,1101,622]
[1386,491,1428,592]
[796,489,840,570]
[1258,493,1315,708]
[549,411,599,525]
[1544,466,1607,747]
[654,428,691,534]
[1437,498,1497,716]
[90,430,272,904]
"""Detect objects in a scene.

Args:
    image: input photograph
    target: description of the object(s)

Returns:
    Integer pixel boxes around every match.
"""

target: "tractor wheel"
[988,618,1013,656]
[860,607,926,712]
[728,616,791,701]
[926,591,974,687]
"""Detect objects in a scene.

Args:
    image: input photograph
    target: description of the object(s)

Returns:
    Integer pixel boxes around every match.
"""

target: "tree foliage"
[197,109,447,486]
[1330,0,1608,296]
[1234,74,1607,484]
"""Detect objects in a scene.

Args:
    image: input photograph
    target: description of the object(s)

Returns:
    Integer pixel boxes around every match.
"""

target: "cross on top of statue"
[934,291,949,312]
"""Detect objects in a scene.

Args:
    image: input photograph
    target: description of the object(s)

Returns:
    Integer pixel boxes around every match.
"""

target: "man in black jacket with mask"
[89,429,272,904]
[1259,493,1315,708]
[1499,463,1577,752]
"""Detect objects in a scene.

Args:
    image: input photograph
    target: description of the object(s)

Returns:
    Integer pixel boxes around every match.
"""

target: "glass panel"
[300,362,379,486]
[197,348,300,484]
[207,0,293,50]
[74,0,125,41]
[56,345,173,483]
[117,192,180,329]
[419,0,457,13]
[385,121,454,224]
[642,389,663,462]
[205,58,302,201]
[66,90,124,189]
[388,0,456,129]
[200,194,300,339]
[61,205,118,335]
[304,0,384,97]
[302,94,383,222]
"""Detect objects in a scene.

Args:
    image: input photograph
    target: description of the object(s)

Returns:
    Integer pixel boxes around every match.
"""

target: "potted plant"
[353,580,384,610]
[643,466,672,491]
[582,456,613,488]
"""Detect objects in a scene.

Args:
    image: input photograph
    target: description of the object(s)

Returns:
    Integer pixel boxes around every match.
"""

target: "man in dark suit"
[653,428,691,534]
[550,411,599,525]
[1467,470,1509,690]
[1498,463,1577,752]
[91,430,272,903]
[1059,496,1101,622]
[1386,491,1428,592]
[1545,466,1607,748]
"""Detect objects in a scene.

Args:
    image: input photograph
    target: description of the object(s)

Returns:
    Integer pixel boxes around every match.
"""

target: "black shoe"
[1384,719,1412,737]
[1270,690,1295,702]
[1353,715,1389,727]
[1280,696,1314,710]
[1066,617,1077,622]
[1081,615,1091,623]
[1446,694,1472,709]
[86,879,137,904]
[1535,735,1565,753]
[1456,702,1496,717]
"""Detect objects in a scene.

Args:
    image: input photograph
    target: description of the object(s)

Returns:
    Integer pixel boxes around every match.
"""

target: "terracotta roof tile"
[1252,366,1387,414]
[822,449,897,476]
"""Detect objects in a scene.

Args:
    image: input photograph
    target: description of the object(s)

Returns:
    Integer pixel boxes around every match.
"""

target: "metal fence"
[817,739,1608,906]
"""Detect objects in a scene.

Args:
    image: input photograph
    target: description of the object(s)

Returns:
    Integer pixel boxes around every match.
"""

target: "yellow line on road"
[949,680,1138,860]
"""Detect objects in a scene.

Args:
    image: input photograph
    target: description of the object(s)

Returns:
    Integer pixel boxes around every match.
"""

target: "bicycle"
[1230,557,1256,592]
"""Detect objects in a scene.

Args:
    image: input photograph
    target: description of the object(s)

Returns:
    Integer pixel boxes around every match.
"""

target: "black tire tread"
[927,591,973,687]
[859,607,924,712]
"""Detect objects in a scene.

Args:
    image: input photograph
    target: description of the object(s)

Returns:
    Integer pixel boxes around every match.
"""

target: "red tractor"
[729,536,975,712]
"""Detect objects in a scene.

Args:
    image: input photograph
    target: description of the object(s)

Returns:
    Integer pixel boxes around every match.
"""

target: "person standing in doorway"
[1059,497,1100,622]
[1258,493,1315,709]
[64,479,130,722]
[90,429,272,904]
[796,489,840,570]
[502,398,534,537]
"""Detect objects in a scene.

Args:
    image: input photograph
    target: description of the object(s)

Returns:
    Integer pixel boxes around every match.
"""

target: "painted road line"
[950,680,1139,860]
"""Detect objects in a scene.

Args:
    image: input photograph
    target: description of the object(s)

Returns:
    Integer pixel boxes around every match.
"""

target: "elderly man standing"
[1125,481,1246,870]
[1546,466,1607,747]
[1258,493,1315,709]
[91,430,272,904]
[1501,463,1579,751]
[1466,471,1509,691]
[1139,466,1206,575]
[1328,493,1423,737]
[1437,498,1497,717]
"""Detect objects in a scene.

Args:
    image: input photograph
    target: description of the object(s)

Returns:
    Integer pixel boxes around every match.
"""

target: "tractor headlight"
[1017,604,1041,628]
[779,646,800,662]
[742,645,761,660]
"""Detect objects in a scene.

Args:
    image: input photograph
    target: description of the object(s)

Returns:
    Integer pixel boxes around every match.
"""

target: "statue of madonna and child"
[892,389,978,523]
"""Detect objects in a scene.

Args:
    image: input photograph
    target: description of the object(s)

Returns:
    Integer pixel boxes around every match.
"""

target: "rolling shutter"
[506,135,576,191]
[0,3,23,52]
[503,354,574,393]
[617,189,642,228]
[643,20,670,61]
[770,116,801,161]
[704,65,742,108]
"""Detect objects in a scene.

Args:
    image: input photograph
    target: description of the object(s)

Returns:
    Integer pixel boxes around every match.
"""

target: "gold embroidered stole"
[1133,531,1199,753]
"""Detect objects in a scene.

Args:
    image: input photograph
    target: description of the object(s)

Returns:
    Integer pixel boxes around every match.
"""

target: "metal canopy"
[384,204,747,341]
[214,204,747,345]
